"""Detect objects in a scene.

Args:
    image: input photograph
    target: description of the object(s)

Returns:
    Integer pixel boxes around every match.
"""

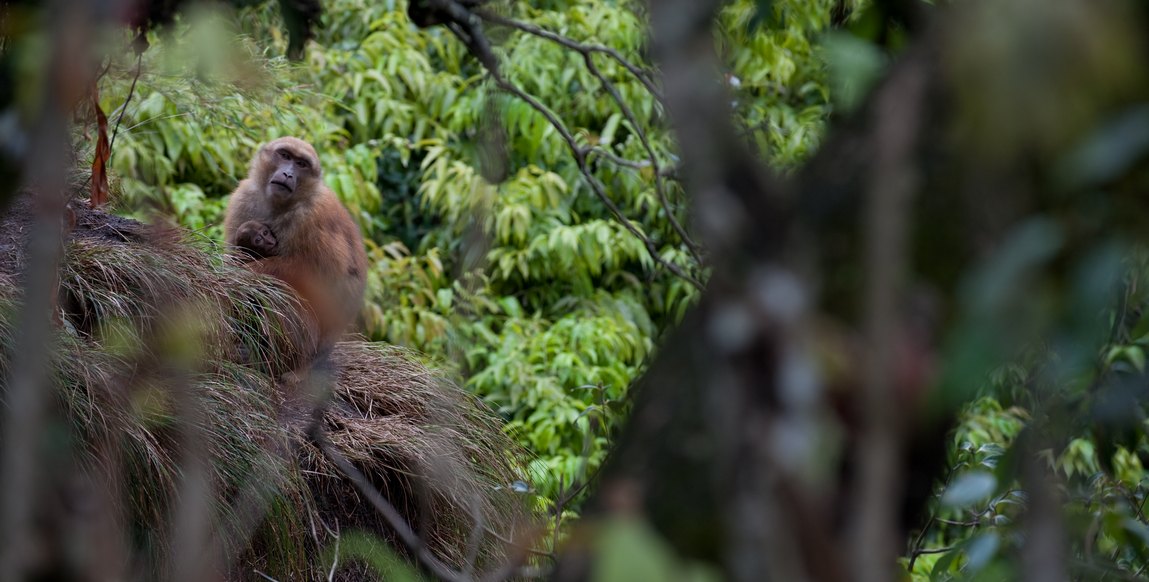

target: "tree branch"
[314,432,467,582]
[491,77,704,290]
[581,52,703,265]
[474,9,662,100]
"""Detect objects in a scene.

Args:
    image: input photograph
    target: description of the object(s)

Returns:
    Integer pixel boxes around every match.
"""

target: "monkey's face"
[257,138,321,202]
[248,224,276,250]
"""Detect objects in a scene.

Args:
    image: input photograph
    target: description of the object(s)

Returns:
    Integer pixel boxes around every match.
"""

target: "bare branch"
[492,77,704,290]
[460,9,703,284]
[476,9,701,263]
[414,5,703,287]
[581,52,703,264]
[475,9,662,100]
[585,147,662,174]
[107,52,142,164]
[314,432,467,582]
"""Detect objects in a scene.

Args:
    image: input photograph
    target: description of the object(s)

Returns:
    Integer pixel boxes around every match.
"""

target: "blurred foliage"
[98,0,840,505]
[902,251,1149,581]
[66,0,1149,577]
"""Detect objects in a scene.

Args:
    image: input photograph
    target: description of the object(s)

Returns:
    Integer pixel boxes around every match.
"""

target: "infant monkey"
[235,220,278,261]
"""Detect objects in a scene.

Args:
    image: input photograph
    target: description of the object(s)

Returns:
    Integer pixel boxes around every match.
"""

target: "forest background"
[25,0,1149,579]
[105,0,833,504]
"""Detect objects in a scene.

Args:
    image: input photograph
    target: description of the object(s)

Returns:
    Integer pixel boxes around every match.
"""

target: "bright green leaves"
[719,0,840,166]
[99,0,840,512]
[466,291,652,496]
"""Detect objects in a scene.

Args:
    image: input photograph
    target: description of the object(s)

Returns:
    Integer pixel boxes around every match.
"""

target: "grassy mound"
[0,199,528,580]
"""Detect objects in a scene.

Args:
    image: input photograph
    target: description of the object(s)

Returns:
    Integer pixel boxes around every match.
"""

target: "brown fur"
[234,220,278,261]
[224,137,369,352]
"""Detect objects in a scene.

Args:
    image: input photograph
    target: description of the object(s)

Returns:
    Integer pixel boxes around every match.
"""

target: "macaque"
[224,137,368,354]
[234,220,278,261]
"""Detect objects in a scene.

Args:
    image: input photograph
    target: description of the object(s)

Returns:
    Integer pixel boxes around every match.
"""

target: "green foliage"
[719,0,842,166]
[592,518,721,582]
[323,530,425,581]
[99,0,837,506]
[85,0,1149,577]
[907,256,1149,581]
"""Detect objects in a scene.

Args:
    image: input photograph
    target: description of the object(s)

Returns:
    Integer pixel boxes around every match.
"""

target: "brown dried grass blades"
[0,202,528,579]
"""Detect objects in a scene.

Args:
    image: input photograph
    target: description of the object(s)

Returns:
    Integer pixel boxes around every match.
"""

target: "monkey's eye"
[297,160,311,169]
[278,150,291,161]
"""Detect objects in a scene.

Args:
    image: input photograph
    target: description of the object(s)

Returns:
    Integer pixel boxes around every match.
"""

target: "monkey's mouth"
[269,179,293,193]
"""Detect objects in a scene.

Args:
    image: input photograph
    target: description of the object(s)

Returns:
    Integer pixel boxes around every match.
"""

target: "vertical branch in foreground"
[0,1,100,578]
[849,59,927,582]
[639,1,827,581]
[169,371,217,582]
[1019,434,1067,582]
[647,0,787,256]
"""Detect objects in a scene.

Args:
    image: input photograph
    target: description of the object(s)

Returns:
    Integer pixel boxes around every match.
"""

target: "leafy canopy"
[101,0,839,501]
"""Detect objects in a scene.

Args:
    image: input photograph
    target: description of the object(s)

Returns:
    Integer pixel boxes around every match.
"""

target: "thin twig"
[585,147,655,172]
[475,9,663,100]
[108,53,142,163]
[492,77,704,290]
[913,546,956,556]
[476,8,701,262]
[123,111,191,133]
[314,432,466,582]
[906,466,956,572]
[581,53,702,263]
[935,518,979,527]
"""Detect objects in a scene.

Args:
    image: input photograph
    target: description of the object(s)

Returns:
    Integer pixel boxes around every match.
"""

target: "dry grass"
[0,200,529,580]
[309,342,527,570]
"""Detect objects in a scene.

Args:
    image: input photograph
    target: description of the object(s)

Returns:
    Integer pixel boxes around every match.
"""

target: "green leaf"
[964,532,1000,573]
[940,471,997,508]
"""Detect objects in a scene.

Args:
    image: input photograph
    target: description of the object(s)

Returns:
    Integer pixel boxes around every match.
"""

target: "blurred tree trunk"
[556,0,1149,580]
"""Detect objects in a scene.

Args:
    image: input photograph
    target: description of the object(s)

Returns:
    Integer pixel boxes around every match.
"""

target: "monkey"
[224,137,369,355]
[233,220,278,261]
